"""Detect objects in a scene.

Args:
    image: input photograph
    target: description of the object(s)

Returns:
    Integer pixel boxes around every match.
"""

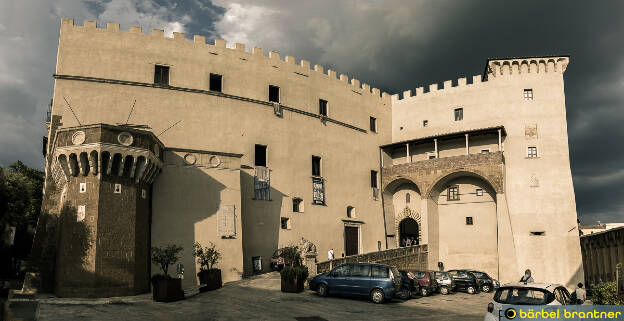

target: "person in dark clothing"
[520,269,534,283]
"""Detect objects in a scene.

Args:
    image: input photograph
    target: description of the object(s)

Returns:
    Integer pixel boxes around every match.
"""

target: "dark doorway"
[399,218,419,247]
[344,226,359,256]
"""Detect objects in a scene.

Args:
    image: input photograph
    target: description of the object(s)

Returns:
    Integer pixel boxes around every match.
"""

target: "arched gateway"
[399,217,419,246]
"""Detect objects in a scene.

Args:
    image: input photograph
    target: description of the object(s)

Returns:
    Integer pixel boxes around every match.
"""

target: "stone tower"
[32,123,164,297]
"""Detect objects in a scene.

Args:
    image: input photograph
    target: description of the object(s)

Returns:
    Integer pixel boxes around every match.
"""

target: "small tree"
[592,282,624,305]
[193,241,221,271]
[280,245,302,267]
[151,244,183,277]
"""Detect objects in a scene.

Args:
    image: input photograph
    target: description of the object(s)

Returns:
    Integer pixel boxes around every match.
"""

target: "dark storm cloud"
[0,1,622,223]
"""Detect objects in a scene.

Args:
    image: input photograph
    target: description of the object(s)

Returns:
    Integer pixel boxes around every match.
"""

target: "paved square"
[37,273,493,321]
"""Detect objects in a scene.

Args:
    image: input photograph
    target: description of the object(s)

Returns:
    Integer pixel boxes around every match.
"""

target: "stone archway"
[398,217,419,247]
[394,206,422,247]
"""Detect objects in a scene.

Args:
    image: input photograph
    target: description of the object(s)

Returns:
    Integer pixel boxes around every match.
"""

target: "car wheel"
[481,284,491,293]
[420,287,429,297]
[317,284,328,297]
[370,288,385,304]
[440,286,449,295]
[467,286,476,294]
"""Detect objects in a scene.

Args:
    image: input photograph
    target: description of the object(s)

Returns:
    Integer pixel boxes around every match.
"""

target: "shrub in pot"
[279,245,309,293]
[193,241,222,291]
[151,244,184,302]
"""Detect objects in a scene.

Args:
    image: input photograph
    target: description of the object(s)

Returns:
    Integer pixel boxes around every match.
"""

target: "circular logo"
[71,131,86,145]
[505,308,517,320]
[117,132,134,146]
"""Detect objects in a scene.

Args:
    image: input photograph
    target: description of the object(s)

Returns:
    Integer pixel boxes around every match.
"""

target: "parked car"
[409,270,438,296]
[447,270,479,294]
[467,270,497,293]
[309,263,403,304]
[484,283,576,321]
[432,271,455,295]
[398,270,419,299]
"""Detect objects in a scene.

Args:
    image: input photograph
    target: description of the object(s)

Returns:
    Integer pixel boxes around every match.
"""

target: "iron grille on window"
[524,89,533,100]
[313,177,325,205]
[527,146,538,158]
[447,185,459,201]
[466,217,473,225]
[254,166,270,200]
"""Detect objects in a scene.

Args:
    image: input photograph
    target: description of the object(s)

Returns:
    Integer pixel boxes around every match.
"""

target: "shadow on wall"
[240,169,284,277]
[152,153,225,287]
[54,205,138,297]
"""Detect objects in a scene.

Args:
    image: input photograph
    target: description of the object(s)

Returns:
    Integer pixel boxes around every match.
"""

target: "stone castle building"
[31,18,584,297]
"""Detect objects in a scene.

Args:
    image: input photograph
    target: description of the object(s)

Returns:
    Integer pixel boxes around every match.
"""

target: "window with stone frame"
[466,217,473,225]
[527,146,538,158]
[447,185,459,201]
[454,108,463,121]
[524,89,533,100]
[154,65,169,85]
[319,99,328,117]
[292,198,304,213]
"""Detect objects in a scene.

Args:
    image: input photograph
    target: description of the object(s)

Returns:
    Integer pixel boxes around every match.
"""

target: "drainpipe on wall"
[379,147,388,250]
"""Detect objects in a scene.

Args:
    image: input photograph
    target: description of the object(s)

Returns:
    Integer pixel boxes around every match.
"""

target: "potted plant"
[193,241,222,291]
[279,245,309,293]
[151,244,184,302]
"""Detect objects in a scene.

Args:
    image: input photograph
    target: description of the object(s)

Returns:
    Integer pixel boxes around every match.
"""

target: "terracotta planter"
[198,269,222,291]
[281,276,305,293]
[151,277,184,302]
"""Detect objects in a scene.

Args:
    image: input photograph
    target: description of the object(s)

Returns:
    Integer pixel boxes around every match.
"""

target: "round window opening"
[71,131,86,145]
[209,155,221,167]
[117,132,134,146]
[184,153,197,165]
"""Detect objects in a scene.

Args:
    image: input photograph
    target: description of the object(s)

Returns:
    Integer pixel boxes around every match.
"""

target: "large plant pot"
[198,269,222,292]
[152,277,184,302]
[281,276,305,293]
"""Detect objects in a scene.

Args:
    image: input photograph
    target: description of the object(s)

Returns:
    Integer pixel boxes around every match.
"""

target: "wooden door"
[345,226,359,256]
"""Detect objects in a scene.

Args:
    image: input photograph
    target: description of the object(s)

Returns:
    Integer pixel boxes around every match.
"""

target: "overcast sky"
[1,1,622,224]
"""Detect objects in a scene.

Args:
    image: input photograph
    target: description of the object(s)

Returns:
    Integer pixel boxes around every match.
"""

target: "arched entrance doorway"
[399,218,419,247]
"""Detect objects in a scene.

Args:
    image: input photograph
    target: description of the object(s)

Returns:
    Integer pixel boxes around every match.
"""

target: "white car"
[484,283,576,321]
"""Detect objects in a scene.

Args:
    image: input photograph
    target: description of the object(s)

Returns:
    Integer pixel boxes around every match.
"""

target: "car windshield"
[494,287,554,305]
[414,272,426,279]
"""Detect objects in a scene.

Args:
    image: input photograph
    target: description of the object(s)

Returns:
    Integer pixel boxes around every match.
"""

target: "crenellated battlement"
[391,55,570,103]
[486,56,570,79]
[391,74,484,103]
[60,18,389,99]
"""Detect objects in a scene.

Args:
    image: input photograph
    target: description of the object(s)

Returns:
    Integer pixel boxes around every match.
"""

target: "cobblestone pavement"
[36,273,493,321]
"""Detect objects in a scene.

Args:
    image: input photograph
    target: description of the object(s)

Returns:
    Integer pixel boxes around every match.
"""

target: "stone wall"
[580,227,624,290]
[316,244,428,274]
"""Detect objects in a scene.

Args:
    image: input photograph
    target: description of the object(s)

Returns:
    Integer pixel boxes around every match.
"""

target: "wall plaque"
[217,205,236,237]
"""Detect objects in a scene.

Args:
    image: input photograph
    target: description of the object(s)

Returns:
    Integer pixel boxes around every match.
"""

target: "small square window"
[423,120,428,127]
[428,153,436,160]
[454,108,463,121]
[269,85,280,103]
[476,188,483,196]
[527,146,538,158]
[466,217,473,225]
[154,65,169,85]
[209,73,222,92]
[447,185,459,201]
[312,156,322,177]
[293,198,304,213]
[370,116,377,133]
[79,183,86,193]
[319,99,328,117]
[114,184,122,194]
[281,217,291,230]
[524,89,533,100]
